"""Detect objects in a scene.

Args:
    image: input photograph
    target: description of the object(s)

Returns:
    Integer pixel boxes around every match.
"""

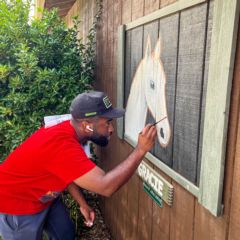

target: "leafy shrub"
[0,0,101,162]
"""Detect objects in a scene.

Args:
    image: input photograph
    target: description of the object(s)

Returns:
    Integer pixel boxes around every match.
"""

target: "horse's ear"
[144,35,151,59]
[154,37,162,57]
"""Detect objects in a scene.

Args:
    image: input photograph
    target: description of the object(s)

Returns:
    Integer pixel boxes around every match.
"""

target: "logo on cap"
[103,96,112,109]
[85,112,97,117]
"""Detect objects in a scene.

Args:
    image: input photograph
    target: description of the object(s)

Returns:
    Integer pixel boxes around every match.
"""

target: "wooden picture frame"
[117,0,239,216]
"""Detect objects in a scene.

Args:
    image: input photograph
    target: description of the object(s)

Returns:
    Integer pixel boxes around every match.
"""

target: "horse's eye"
[150,80,155,89]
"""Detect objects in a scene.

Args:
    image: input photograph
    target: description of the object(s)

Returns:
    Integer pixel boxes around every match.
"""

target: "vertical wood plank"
[194,203,226,240]
[125,26,143,240]
[144,20,159,156]
[151,168,171,240]
[112,0,122,106]
[144,0,160,15]
[154,13,179,166]
[152,13,179,240]
[197,0,213,186]
[101,0,108,93]
[193,22,240,240]
[115,2,132,239]
[136,18,159,240]
[87,0,93,32]
[143,0,161,158]
[117,39,131,240]
[137,160,154,240]
[131,0,144,20]
[115,142,132,240]
[102,0,120,234]
[115,2,123,142]
[95,0,105,213]
[82,0,88,44]
[122,0,132,24]
[77,0,84,39]
[228,25,240,240]
[106,0,114,76]
[124,31,132,107]
[170,183,195,240]
[95,0,103,90]
[169,4,208,240]
[172,3,208,184]
[199,0,240,216]
[100,0,109,222]
[104,0,116,236]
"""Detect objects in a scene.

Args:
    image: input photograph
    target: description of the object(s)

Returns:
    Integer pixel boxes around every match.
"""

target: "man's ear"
[82,121,94,133]
[86,125,93,132]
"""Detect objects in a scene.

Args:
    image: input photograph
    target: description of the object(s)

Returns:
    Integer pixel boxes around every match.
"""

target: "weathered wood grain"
[152,167,171,240]
[160,0,177,9]
[132,0,144,21]
[91,0,240,239]
[99,0,110,224]
[154,13,179,166]
[143,20,159,156]
[172,3,208,184]
[137,159,153,240]
[103,0,116,235]
[124,30,132,107]
[228,24,240,240]
[196,0,213,186]
[199,0,240,216]
[122,0,132,24]
[125,25,144,240]
[170,182,195,240]
[126,0,206,31]
[115,2,132,239]
[144,0,160,15]
[139,16,160,240]
[100,0,108,93]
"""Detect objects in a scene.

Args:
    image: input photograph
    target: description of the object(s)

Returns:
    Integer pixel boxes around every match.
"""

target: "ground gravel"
[78,191,112,240]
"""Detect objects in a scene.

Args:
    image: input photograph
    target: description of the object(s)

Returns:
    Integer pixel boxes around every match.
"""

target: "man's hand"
[137,124,157,154]
[67,183,95,227]
[80,204,95,227]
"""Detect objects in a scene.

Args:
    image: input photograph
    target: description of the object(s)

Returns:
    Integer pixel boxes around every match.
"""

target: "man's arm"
[74,124,157,197]
[67,182,89,207]
[67,182,95,226]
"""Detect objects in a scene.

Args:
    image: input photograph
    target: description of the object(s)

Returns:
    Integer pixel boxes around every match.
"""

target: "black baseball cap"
[70,91,125,119]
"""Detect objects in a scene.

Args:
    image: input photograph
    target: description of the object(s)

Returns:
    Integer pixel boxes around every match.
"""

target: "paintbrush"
[139,116,167,134]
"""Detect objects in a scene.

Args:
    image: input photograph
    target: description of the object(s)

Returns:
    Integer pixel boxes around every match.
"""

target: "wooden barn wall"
[65,0,96,44]
[65,1,240,239]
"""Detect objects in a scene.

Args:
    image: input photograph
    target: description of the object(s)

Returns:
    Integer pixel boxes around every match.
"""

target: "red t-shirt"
[0,120,96,215]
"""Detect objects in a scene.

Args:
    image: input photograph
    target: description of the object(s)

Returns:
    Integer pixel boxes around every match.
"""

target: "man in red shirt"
[0,91,157,240]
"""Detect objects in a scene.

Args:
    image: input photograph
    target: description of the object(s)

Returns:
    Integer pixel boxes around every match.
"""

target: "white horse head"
[125,35,171,148]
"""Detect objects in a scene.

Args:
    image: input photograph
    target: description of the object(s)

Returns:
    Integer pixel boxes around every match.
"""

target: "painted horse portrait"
[125,35,171,147]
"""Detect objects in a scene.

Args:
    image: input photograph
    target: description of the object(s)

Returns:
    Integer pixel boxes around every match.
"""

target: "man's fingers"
[151,128,157,139]
[146,125,156,138]
[90,211,95,222]
[84,221,93,227]
[141,124,152,135]
[141,124,157,141]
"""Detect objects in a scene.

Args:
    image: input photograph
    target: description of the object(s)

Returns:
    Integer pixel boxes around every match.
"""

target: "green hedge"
[0,0,101,162]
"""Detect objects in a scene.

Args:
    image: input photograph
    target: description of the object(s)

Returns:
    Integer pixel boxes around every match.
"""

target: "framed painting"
[117,0,239,216]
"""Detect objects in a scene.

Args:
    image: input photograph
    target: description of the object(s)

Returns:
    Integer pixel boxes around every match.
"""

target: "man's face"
[90,118,114,147]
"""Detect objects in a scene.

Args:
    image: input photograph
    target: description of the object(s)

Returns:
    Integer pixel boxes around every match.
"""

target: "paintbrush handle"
[139,116,167,134]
